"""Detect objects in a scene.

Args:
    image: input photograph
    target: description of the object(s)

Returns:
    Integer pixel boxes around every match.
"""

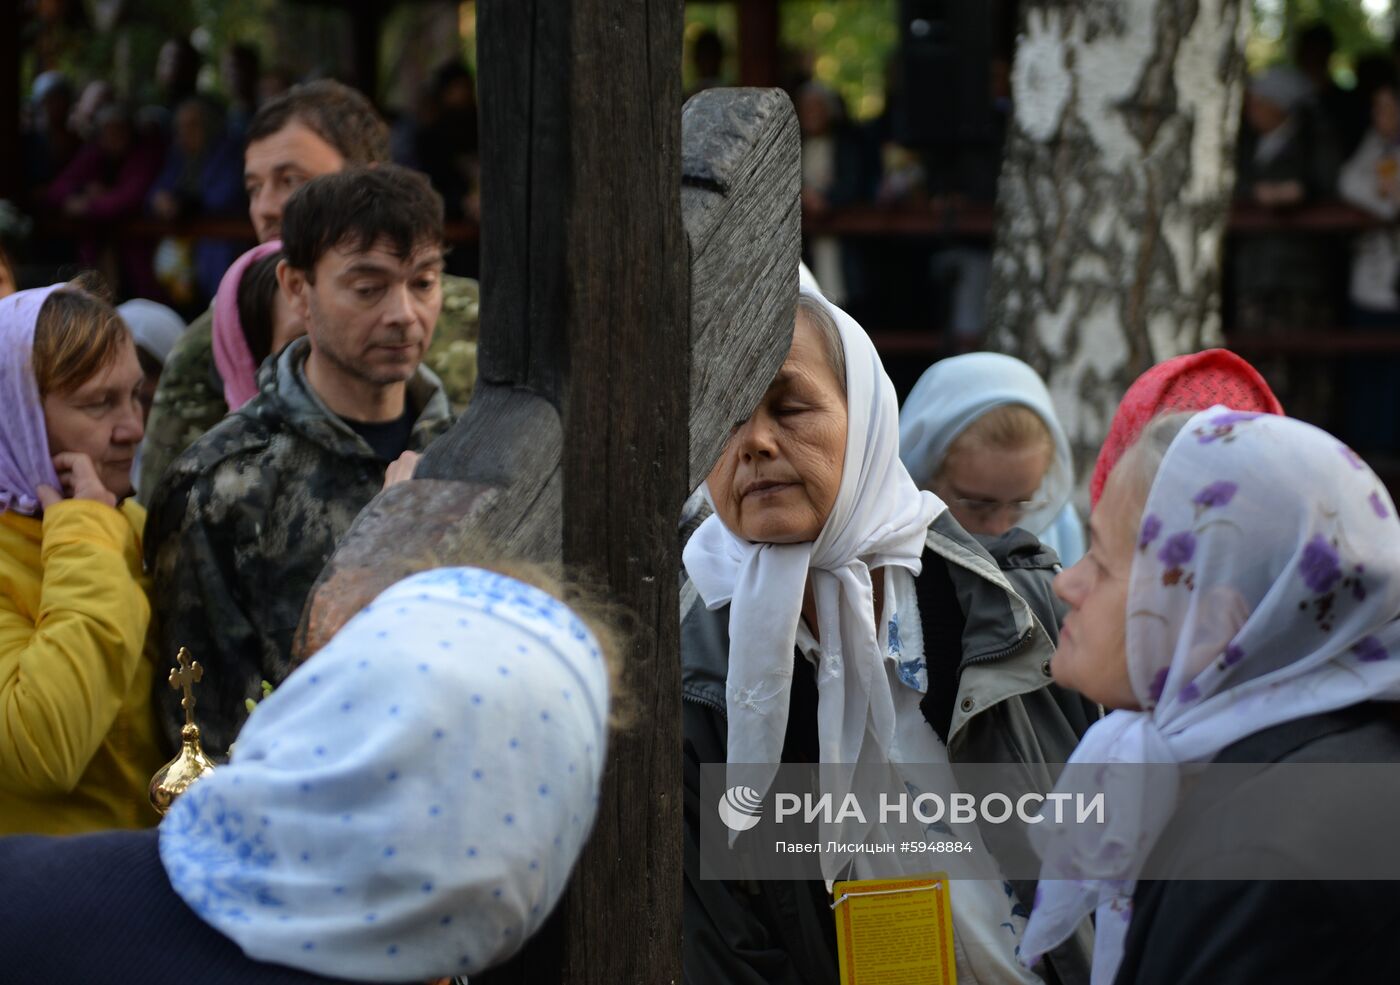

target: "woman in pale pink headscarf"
[211,239,304,410]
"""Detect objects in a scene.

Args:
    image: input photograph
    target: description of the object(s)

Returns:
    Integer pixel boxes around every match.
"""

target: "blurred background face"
[172,101,207,157]
[796,86,834,136]
[441,76,475,112]
[935,441,1051,537]
[1375,87,1400,143]
[244,120,346,243]
[39,87,72,133]
[1050,463,1141,710]
[707,312,848,544]
[1244,90,1288,135]
[42,338,146,498]
[70,81,113,138]
[96,111,133,159]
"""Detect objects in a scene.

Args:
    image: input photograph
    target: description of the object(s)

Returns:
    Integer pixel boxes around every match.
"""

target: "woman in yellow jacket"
[0,280,166,834]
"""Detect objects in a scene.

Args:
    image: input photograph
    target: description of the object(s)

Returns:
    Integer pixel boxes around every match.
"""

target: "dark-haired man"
[139,79,479,501]
[145,166,453,756]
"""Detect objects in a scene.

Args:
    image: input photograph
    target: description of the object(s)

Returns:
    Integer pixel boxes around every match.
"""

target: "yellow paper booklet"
[832,874,955,985]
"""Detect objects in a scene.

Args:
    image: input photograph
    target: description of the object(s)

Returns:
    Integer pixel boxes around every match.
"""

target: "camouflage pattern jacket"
[137,274,479,501]
[143,337,453,757]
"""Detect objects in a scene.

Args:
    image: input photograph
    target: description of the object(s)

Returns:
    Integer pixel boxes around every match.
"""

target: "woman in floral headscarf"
[1022,409,1400,985]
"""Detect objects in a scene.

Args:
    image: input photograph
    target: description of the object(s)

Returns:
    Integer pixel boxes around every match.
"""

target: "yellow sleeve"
[0,500,152,794]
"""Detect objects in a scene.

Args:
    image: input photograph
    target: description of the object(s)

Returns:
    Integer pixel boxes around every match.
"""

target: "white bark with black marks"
[987,0,1249,489]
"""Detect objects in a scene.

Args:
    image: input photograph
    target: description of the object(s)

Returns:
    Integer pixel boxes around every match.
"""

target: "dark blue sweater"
[0,827,411,985]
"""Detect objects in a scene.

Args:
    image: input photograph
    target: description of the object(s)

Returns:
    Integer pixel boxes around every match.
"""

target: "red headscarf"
[1089,349,1283,506]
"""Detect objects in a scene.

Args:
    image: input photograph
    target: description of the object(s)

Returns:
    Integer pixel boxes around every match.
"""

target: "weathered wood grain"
[682,87,800,490]
[295,5,801,982]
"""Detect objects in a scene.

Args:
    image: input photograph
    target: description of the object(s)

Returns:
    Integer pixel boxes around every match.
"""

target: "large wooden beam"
[682,87,800,489]
[296,7,799,982]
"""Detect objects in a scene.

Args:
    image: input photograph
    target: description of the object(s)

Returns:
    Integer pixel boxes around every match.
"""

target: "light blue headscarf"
[898,352,1084,565]
[158,566,611,982]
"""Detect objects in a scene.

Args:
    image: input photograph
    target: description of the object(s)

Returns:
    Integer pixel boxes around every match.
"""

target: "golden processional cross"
[149,647,217,815]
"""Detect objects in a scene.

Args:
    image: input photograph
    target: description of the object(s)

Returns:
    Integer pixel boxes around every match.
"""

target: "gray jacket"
[681,512,1097,985]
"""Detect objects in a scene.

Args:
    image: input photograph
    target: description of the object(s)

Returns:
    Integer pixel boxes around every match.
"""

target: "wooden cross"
[168,647,204,728]
[297,2,799,981]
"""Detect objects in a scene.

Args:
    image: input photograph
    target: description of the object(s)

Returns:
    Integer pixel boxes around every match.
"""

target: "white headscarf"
[1020,409,1400,982]
[899,352,1083,565]
[158,566,611,983]
[117,298,186,365]
[683,286,944,846]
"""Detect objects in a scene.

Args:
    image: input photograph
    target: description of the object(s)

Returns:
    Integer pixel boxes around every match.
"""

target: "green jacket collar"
[253,337,453,460]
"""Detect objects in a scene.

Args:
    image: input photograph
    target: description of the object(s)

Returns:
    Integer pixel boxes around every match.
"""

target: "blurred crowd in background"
[7,0,1400,459]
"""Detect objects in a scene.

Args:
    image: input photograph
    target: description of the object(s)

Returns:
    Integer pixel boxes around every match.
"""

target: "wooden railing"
[29,202,1400,359]
[27,199,1388,246]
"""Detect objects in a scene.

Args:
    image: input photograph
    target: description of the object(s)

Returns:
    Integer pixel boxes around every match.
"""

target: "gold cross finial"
[168,646,203,728]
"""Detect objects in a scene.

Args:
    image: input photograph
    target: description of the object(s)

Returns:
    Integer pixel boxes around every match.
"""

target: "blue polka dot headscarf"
[158,566,611,982]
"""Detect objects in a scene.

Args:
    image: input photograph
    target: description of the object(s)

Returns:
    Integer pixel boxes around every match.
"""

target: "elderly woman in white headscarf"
[899,352,1084,566]
[1021,409,1400,985]
[681,287,1098,985]
[0,565,615,984]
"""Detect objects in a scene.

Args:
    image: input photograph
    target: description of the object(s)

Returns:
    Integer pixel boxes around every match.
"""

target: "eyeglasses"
[947,496,1049,523]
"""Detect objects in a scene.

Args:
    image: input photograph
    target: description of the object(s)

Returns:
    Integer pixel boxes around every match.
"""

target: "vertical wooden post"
[558,1,688,981]
[301,9,799,985]
[474,0,687,980]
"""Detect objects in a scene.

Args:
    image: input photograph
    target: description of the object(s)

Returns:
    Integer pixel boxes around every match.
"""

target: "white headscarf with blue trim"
[1020,410,1400,983]
[158,566,611,982]
[682,287,944,821]
[898,352,1084,565]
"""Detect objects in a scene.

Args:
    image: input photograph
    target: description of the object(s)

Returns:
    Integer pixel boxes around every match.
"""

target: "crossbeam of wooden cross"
[295,4,799,981]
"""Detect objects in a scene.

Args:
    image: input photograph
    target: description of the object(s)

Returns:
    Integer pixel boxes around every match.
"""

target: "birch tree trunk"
[986,0,1250,491]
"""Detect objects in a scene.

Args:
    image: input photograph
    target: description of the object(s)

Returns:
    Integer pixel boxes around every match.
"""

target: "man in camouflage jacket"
[138,79,479,502]
[145,167,454,757]
[139,278,475,500]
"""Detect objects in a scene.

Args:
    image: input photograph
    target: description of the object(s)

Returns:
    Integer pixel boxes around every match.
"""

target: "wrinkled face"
[707,313,847,543]
[244,121,346,242]
[42,338,145,498]
[281,239,444,388]
[1050,462,1140,709]
[935,440,1051,537]
[1376,87,1400,143]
